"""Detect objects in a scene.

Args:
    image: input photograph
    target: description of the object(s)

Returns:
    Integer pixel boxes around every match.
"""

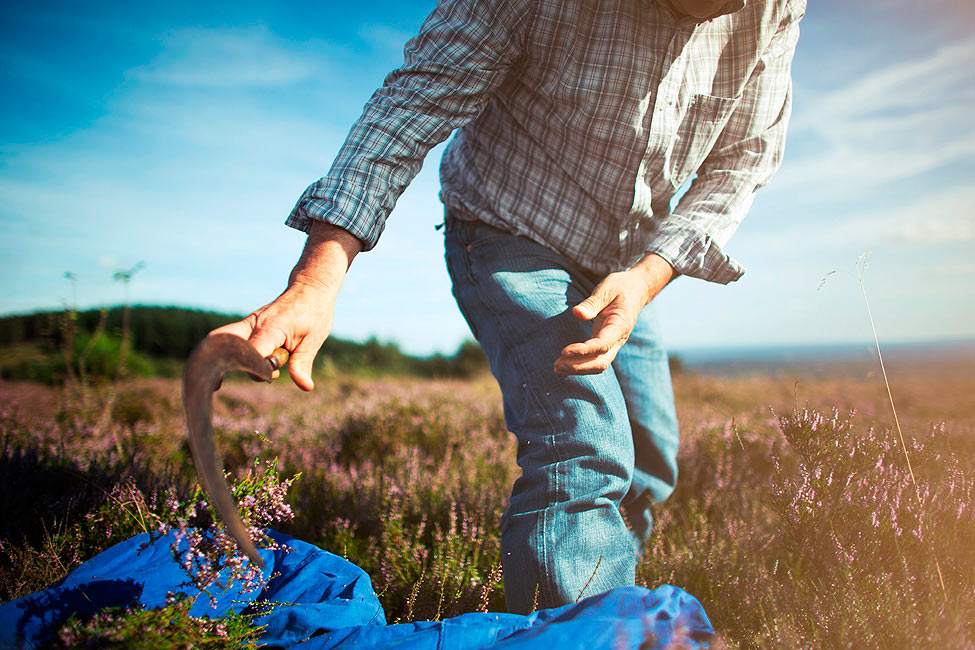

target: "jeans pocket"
[669,92,739,187]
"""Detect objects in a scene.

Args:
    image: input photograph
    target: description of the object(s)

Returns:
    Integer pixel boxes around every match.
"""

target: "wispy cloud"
[777,36,975,194]
[847,184,975,246]
[886,218,975,245]
[746,183,975,249]
[790,38,974,131]
[130,26,323,87]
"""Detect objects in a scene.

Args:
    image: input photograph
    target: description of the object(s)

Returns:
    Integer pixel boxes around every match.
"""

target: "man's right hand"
[209,221,361,391]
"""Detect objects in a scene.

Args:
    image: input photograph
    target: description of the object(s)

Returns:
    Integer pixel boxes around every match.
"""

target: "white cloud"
[868,184,975,245]
[130,26,323,87]
[777,36,975,194]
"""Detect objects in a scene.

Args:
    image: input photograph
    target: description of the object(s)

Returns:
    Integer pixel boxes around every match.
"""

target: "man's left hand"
[555,253,674,375]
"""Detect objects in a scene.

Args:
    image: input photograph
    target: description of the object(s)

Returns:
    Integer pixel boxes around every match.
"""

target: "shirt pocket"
[669,93,740,188]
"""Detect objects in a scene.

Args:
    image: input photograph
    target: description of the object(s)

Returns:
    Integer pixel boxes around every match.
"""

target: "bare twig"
[731,417,745,450]
[404,566,425,622]
[575,554,602,603]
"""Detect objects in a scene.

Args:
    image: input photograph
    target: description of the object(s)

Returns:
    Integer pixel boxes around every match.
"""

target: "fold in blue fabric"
[0,530,714,649]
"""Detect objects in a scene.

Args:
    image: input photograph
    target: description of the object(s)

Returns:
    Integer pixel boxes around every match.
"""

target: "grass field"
[1,354,973,648]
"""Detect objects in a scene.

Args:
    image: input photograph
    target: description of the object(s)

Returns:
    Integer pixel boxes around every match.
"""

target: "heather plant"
[0,399,298,647]
[0,445,186,602]
[149,457,299,605]
[53,592,263,649]
[760,408,974,647]
[2,359,973,647]
[275,383,515,619]
[42,458,297,647]
[639,404,974,649]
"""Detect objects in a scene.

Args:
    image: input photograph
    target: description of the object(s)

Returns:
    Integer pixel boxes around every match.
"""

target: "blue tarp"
[0,530,714,649]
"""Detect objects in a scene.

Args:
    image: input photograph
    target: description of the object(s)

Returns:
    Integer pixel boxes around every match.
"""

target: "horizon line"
[1,302,973,358]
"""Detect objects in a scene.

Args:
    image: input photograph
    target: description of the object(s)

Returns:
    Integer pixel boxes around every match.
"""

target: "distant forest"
[0,306,487,382]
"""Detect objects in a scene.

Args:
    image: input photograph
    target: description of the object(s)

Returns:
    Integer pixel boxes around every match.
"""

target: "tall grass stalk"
[853,252,947,603]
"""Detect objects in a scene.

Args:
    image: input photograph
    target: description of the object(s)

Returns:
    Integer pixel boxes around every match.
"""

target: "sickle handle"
[266,347,290,373]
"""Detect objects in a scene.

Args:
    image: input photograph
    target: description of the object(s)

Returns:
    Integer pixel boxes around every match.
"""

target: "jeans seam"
[445,231,481,340]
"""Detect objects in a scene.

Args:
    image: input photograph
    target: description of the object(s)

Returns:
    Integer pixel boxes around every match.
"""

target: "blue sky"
[1,0,973,355]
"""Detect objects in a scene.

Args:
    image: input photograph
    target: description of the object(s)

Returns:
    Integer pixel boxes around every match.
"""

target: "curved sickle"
[182,334,289,567]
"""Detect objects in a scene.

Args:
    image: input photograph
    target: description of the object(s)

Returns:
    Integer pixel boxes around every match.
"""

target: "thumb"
[574,288,613,321]
[289,337,321,392]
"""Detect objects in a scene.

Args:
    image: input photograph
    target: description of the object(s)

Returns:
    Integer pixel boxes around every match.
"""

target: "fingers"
[560,315,629,357]
[209,312,293,381]
[247,318,319,389]
[247,324,288,359]
[557,277,633,375]
[554,338,624,375]
[212,312,288,356]
[555,317,628,374]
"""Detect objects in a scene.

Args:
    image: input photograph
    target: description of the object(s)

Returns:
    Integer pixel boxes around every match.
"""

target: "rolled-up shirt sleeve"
[286,0,535,249]
[647,2,803,284]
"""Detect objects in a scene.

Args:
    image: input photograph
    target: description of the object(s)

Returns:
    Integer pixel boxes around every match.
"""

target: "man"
[215,0,803,614]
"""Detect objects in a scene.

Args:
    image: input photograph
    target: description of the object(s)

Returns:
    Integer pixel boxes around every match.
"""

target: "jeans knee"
[509,413,634,514]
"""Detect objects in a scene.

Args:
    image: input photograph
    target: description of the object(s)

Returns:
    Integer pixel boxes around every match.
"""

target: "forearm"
[288,221,362,298]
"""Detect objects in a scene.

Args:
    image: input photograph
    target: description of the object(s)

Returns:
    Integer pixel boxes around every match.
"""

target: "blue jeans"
[443,214,680,614]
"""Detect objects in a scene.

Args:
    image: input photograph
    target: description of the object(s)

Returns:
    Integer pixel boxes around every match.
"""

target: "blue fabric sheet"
[0,530,714,649]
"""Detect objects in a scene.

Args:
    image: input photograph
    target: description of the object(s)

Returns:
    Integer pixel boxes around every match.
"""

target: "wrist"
[629,253,675,305]
[287,271,341,299]
[288,220,362,295]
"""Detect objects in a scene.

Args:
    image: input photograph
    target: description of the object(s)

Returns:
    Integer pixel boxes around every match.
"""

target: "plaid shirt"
[287,0,804,283]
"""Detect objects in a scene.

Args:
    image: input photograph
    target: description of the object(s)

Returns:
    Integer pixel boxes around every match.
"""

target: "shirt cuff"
[645,214,744,284]
[285,183,383,252]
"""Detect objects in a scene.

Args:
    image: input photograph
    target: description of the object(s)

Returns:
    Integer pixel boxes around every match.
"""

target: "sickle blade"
[182,334,275,567]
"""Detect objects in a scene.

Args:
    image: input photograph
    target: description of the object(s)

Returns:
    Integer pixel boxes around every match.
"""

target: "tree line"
[0,306,487,382]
